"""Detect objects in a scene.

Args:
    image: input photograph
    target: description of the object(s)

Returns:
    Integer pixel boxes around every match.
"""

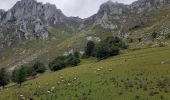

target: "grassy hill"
[0,46,170,100]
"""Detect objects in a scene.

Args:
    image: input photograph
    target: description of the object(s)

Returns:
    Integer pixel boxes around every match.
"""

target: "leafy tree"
[49,55,81,71]
[85,41,95,57]
[95,36,126,59]
[24,67,37,78]
[73,51,80,58]
[95,43,110,59]
[0,68,10,88]
[33,62,46,74]
[49,56,66,71]
[109,46,119,56]
[12,67,27,86]
[65,56,80,66]
[103,36,128,49]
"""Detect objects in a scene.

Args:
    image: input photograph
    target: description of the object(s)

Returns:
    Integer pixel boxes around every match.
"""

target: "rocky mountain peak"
[131,0,170,13]
[4,0,66,23]
[0,0,82,49]
[98,0,127,15]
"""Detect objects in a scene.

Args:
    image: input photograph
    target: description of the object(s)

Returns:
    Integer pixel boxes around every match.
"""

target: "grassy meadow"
[0,46,170,100]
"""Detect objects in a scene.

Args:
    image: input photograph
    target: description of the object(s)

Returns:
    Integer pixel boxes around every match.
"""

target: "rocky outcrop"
[1,0,170,49]
[82,0,170,38]
[0,0,81,49]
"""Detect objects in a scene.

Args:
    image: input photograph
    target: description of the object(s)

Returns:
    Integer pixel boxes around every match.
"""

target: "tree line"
[0,36,127,88]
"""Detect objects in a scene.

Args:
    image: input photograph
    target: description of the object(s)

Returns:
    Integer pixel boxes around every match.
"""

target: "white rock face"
[86,36,101,42]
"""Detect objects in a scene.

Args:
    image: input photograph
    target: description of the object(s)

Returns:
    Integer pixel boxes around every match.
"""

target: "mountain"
[82,0,170,41]
[0,0,81,49]
[1,0,170,68]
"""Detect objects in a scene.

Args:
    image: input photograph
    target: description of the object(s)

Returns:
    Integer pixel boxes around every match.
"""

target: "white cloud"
[0,0,136,18]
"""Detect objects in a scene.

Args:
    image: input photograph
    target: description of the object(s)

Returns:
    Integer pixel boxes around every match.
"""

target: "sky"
[0,0,136,18]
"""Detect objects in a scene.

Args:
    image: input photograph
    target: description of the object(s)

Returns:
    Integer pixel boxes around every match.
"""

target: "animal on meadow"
[47,90,51,94]
[50,86,55,92]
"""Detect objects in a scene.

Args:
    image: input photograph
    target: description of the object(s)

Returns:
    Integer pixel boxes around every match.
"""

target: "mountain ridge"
[1,0,170,68]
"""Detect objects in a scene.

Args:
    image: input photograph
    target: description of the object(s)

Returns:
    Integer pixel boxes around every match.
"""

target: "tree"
[0,68,10,88]
[49,55,81,71]
[12,67,27,86]
[33,62,46,74]
[65,56,80,66]
[24,67,37,78]
[85,41,95,57]
[49,56,66,71]
[73,51,80,58]
[152,32,158,40]
[94,36,126,59]
[95,43,110,59]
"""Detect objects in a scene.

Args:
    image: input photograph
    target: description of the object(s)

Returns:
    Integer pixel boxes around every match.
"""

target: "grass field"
[0,46,170,100]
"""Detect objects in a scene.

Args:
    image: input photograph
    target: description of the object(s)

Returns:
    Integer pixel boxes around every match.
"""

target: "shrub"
[73,51,80,58]
[49,56,66,71]
[94,36,126,59]
[95,43,110,59]
[12,67,27,86]
[33,62,46,74]
[0,68,10,88]
[152,32,158,39]
[103,36,128,49]
[65,56,80,66]
[84,41,95,57]
[24,67,37,77]
[49,55,81,71]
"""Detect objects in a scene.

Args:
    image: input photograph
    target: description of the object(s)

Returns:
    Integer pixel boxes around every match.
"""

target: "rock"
[0,0,81,50]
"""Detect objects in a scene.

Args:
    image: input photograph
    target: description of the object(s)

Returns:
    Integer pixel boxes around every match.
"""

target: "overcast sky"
[0,0,136,18]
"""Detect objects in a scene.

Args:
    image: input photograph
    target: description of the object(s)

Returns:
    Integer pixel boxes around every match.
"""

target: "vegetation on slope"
[0,46,170,99]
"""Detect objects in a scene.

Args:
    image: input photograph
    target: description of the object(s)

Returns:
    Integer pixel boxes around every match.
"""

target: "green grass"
[0,46,170,100]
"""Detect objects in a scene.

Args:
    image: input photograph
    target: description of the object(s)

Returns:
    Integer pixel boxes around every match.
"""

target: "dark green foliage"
[84,41,95,57]
[49,56,66,71]
[24,67,37,77]
[102,37,128,49]
[12,67,27,86]
[73,51,80,58]
[65,56,80,66]
[138,38,142,42]
[33,62,46,74]
[49,55,81,71]
[165,33,170,39]
[95,43,110,59]
[95,36,127,59]
[0,68,10,88]
[152,32,158,40]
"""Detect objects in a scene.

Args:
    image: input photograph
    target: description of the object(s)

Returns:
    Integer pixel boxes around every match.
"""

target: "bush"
[24,67,37,77]
[49,56,66,71]
[84,41,95,57]
[49,55,81,71]
[12,67,27,86]
[103,36,128,49]
[95,36,126,59]
[73,51,80,58]
[152,32,158,40]
[0,68,10,88]
[65,56,81,66]
[33,62,46,74]
[95,43,110,59]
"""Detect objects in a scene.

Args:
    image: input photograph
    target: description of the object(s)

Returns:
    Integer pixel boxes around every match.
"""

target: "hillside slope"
[0,46,170,100]
[1,0,170,68]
